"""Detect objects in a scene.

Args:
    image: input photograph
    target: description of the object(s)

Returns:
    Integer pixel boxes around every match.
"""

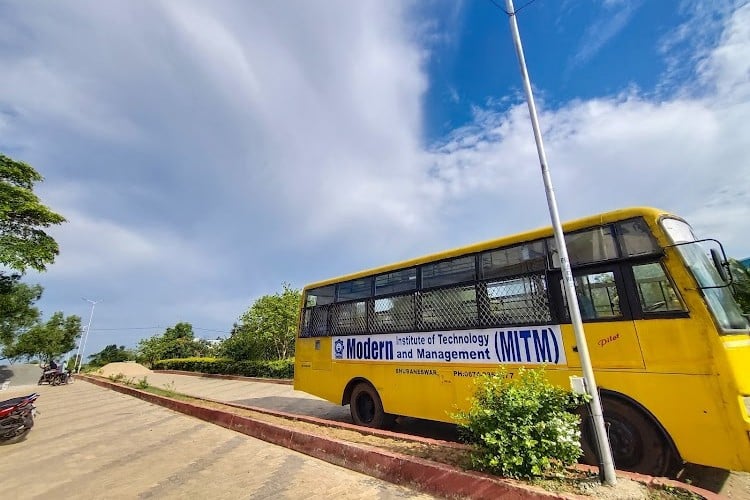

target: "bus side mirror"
[710,247,730,283]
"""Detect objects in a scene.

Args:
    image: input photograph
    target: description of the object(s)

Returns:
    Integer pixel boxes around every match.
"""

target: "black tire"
[579,397,679,477]
[349,382,391,428]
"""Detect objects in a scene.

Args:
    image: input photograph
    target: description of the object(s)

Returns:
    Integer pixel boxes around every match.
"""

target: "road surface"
[0,382,438,499]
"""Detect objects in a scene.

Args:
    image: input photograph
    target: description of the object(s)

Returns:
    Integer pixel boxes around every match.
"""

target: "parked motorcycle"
[0,393,39,443]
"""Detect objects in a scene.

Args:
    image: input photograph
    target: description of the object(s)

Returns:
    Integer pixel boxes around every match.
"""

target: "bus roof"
[303,206,673,291]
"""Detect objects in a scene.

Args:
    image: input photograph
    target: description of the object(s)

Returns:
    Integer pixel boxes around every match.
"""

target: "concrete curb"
[152,369,292,385]
[188,393,470,451]
[81,375,717,499]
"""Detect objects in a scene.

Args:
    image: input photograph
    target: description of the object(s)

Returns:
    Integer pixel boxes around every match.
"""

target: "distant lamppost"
[76,298,100,373]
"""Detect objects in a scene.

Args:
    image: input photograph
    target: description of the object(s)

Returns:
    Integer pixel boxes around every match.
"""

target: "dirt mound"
[96,362,152,378]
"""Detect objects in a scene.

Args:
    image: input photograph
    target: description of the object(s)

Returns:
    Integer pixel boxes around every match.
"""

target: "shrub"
[152,357,294,379]
[135,376,149,389]
[454,368,588,479]
[108,372,126,383]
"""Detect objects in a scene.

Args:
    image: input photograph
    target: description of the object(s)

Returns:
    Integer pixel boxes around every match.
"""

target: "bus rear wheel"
[580,397,679,477]
[349,382,392,428]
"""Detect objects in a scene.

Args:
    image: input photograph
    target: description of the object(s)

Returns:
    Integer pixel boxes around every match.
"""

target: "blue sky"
[1,0,749,357]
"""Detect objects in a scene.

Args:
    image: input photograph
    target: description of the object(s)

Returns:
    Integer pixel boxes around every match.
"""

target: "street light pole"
[503,0,617,485]
[76,298,100,374]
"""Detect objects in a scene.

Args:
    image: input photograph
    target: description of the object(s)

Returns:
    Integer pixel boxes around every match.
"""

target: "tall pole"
[504,0,616,485]
[77,298,100,374]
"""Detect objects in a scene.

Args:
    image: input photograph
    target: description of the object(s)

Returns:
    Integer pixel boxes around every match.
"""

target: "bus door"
[552,264,645,370]
[623,260,712,373]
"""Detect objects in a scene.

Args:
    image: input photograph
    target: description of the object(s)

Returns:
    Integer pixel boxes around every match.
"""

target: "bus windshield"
[662,218,749,332]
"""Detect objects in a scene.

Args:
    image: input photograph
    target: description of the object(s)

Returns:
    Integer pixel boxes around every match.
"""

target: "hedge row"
[153,357,294,379]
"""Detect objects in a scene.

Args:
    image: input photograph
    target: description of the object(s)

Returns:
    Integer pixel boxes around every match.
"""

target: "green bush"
[152,357,294,379]
[135,376,149,389]
[454,368,588,479]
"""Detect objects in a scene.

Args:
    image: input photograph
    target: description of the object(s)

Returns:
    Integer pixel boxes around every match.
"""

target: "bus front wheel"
[350,382,391,428]
[580,397,679,477]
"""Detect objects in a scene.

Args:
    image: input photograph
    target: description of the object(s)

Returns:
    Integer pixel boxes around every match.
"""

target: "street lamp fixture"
[76,298,100,373]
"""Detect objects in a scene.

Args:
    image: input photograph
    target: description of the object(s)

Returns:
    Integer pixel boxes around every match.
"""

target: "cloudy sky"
[2,0,749,357]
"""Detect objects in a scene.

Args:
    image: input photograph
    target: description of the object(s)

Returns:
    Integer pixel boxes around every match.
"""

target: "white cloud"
[569,0,643,69]
[428,2,750,258]
[1,0,749,355]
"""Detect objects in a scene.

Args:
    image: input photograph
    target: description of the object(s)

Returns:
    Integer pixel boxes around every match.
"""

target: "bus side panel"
[718,334,750,471]
[592,371,746,472]
[636,318,714,374]
[294,337,336,402]
[379,365,456,421]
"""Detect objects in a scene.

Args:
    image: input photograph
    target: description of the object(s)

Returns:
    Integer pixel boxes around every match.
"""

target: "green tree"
[222,284,301,361]
[729,258,750,314]
[0,154,65,353]
[0,154,66,273]
[6,311,82,363]
[88,344,133,367]
[0,274,42,354]
[136,322,210,366]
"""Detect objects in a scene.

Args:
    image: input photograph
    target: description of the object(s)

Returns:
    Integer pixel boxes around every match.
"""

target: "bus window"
[421,256,476,289]
[480,274,551,325]
[375,268,417,296]
[617,218,661,257]
[561,271,621,320]
[549,226,619,268]
[302,306,330,337]
[331,300,368,335]
[372,293,415,333]
[306,285,335,307]
[419,284,477,329]
[632,263,686,313]
[481,241,546,279]
[337,277,373,301]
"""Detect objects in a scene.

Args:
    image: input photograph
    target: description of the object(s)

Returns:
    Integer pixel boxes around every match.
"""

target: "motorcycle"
[0,393,39,443]
[38,365,71,386]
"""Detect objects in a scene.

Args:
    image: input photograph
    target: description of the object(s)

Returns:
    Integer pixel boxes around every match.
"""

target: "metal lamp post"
[503,0,617,485]
[76,298,100,374]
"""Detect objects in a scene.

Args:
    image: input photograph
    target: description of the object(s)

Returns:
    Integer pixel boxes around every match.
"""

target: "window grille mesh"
[419,285,478,330]
[478,274,551,325]
[303,306,329,337]
[372,294,415,333]
[330,301,367,335]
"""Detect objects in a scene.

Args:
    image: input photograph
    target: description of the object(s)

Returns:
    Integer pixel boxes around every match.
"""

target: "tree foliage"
[6,311,82,363]
[729,258,750,314]
[0,154,65,355]
[88,344,134,367]
[221,284,301,361]
[0,154,66,273]
[136,322,211,366]
[0,273,42,353]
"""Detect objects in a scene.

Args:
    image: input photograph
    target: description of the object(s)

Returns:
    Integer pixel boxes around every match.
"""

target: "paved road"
[0,363,43,390]
[137,371,750,497]
[137,371,460,441]
[0,383,439,499]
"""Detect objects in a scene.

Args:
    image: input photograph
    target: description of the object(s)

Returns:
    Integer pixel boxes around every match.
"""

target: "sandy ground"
[94,362,152,378]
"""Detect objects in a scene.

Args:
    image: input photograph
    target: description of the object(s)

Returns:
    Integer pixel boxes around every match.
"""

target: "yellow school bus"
[294,207,750,476]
